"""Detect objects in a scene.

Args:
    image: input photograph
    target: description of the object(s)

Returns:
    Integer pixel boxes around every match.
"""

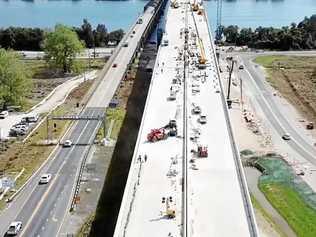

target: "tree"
[108,29,124,44]
[43,24,85,73]
[94,24,108,47]
[0,48,32,110]
[81,19,94,48]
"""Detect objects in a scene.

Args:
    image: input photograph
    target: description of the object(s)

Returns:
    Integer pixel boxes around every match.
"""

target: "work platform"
[114,1,258,236]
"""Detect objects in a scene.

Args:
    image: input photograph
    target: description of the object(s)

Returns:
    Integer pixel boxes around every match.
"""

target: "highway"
[0,3,158,236]
[236,53,316,166]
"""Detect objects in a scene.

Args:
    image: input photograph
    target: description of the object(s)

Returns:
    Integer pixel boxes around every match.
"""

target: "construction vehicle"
[198,38,207,65]
[198,145,208,157]
[192,0,199,11]
[171,0,179,9]
[162,197,176,219]
[147,128,168,142]
[166,120,177,137]
[306,122,314,130]
[197,6,204,15]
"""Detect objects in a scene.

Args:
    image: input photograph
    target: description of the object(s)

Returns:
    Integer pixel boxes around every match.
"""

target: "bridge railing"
[203,11,259,237]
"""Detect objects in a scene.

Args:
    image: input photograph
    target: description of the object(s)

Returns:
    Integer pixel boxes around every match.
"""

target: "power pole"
[240,77,243,110]
[227,59,234,108]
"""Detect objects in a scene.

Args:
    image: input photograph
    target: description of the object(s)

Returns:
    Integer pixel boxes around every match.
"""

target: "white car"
[6,221,22,235]
[39,173,52,184]
[198,115,207,124]
[282,133,291,140]
[63,139,72,147]
[0,110,9,119]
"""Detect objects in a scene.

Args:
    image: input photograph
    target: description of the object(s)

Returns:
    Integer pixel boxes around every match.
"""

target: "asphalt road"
[235,53,316,166]
[0,108,103,237]
[0,6,156,237]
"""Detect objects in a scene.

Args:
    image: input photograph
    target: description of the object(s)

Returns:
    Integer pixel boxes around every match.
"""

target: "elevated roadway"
[114,0,258,236]
[0,1,165,236]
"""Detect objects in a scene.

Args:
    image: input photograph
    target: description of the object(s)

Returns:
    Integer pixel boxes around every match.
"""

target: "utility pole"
[227,59,234,108]
[240,77,243,110]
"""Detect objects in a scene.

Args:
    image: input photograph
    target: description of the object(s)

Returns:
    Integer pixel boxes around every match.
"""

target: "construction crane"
[198,38,207,65]
[215,0,223,41]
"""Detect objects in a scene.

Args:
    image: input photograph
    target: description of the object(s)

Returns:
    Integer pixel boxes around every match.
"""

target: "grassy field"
[0,80,93,209]
[255,156,316,237]
[250,194,287,237]
[259,183,316,237]
[254,55,316,126]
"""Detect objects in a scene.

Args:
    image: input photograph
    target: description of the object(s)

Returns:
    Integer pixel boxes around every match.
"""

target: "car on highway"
[0,110,9,119]
[282,133,291,140]
[192,105,201,114]
[39,173,52,184]
[239,65,244,70]
[198,115,207,124]
[6,221,22,236]
[113,63,118,68]
[63,139,72,147]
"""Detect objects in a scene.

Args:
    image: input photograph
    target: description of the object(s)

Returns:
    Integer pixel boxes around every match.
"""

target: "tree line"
[221,15,316,50]
[0,19,124,51]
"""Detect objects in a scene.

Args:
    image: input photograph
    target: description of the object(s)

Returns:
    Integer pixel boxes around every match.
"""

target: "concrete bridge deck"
[114,0,259,236]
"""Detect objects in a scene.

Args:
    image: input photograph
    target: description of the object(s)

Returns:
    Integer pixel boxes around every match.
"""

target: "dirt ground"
[256,56,316,127]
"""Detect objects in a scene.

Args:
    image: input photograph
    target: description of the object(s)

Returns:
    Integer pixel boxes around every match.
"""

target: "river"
[0,0,315,30]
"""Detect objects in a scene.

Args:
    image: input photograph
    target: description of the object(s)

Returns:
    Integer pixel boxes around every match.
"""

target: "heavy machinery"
[162,197,176,219]
[307,122,314,130]
[198,38,207,65]
[147,128,168,142]
[198,145,208,157]
[171,0,179,8]
[192,0,199,11]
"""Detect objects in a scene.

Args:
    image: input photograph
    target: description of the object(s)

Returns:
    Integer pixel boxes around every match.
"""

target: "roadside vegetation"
[254,156,316,237]
[250,194,287,237]
[260,183,316,237]
[0,80,93,210]
[254,55,316,128]
[0,49,32,110]
[221,14,316,50]
[0,19,124,51]
[43,24,85,73]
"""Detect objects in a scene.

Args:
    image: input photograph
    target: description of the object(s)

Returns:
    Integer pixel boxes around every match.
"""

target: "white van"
[0,111,9,119]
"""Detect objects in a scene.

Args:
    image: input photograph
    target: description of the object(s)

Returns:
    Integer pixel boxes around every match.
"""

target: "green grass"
[106,108,126,139]
[254,55,287,68]
[97,108,126,140]
[259,182,316,237]
[250,194,287,237]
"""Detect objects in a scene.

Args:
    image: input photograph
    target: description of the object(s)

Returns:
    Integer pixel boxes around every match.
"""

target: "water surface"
[0,0,315,30]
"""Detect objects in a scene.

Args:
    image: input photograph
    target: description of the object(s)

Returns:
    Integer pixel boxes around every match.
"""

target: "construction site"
[113,0,258,236]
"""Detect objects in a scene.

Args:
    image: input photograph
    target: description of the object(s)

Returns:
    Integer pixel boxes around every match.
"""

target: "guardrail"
[203,11,259,237]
